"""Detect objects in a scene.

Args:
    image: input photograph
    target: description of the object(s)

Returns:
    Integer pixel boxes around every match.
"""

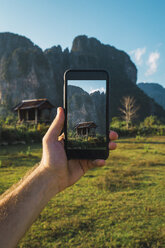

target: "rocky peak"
[71,35,137,84]
[71,35,101,53]
[45,45,63,55]
[0,32,40,57]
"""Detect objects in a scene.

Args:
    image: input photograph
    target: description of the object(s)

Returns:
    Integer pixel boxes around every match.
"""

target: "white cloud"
[90,87,105,94]
[145,52,160,76]
[130,47,146,65]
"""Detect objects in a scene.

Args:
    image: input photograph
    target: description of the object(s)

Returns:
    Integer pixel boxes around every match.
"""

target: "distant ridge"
[138,82,165,110]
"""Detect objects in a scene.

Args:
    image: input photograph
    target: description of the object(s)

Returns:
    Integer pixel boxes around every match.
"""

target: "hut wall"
[28,109,35,120]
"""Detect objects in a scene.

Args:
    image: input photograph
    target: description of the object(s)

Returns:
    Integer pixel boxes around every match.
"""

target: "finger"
[109,131,118,141]
[80,159,105,174]
[45,107,65,141]
[59,132,65,140]
[109,142,117,150]
[92,159,105,167]
[58,132,64,140]
[58,133,65,146]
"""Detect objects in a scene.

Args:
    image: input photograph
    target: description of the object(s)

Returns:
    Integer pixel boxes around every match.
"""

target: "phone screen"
[67,80,106,151]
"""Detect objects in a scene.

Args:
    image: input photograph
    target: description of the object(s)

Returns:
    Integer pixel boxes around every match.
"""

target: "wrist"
[34,163,61,200]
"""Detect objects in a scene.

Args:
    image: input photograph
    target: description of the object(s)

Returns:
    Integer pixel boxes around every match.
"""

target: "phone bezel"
[64,69,109,160]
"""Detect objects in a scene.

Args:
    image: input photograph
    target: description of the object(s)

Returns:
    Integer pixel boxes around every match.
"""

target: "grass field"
[0,136,165,248]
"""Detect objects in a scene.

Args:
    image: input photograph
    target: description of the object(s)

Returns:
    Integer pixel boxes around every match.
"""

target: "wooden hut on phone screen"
[75,121,97,137]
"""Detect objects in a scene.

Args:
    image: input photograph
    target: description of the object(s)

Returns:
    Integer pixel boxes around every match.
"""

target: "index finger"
[109,131,118,141]
[44,107,65,141]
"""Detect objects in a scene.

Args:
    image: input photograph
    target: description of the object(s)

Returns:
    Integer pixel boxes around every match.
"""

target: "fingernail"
[57,107,60,115]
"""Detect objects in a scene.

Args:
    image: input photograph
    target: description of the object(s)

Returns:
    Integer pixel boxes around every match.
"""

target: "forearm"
[0,164,59,248]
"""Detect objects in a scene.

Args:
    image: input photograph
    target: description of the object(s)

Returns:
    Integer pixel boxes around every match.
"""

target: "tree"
[119,96,139,129]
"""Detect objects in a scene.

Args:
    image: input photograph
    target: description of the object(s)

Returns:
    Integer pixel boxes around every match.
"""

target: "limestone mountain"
[0,32,165,121]
[0,32,56,112]
[138,82,165,110]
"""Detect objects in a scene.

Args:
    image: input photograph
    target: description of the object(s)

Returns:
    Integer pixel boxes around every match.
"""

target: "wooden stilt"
[35,109,38,124]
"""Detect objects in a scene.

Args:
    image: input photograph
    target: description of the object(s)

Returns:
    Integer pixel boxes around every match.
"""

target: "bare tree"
[119,96,139,129]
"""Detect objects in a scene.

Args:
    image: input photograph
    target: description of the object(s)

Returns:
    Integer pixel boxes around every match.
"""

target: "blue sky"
[68,80,106,94]
[0,0,165,87]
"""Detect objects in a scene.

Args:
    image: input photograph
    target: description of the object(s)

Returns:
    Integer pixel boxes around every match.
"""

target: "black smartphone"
[64,69,109,160]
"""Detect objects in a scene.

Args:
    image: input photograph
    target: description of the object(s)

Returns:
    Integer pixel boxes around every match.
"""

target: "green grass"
[0,137,165,247]
[68,135,106,149]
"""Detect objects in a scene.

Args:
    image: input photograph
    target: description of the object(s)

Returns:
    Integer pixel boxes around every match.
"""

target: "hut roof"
[75,121,97,129]
[13,99,54,111]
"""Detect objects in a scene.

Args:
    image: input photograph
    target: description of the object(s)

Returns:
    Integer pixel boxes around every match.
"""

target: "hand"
[41,107,118,193]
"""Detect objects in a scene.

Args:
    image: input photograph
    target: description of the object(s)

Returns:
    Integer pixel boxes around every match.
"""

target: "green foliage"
[1,114,165,145]
[26,146,31,156]
[68,135,106,149]
[37,123,49,136]
[143,115,160,127]
[112,125,165,138]
[5,115,18,125]
[68,130,76,138]
[0,123,47,144]
[135,135,146,142]
[110,117,125,129]
[110,115,165,137]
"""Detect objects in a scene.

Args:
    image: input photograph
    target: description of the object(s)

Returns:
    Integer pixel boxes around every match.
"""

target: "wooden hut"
[75,121,97,137]
[14,99,54,124]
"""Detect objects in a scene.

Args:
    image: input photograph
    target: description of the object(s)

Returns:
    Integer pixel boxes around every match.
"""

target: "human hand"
[41,107,118,193]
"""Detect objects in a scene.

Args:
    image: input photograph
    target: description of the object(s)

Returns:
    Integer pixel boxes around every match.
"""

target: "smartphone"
[64,69,109,160]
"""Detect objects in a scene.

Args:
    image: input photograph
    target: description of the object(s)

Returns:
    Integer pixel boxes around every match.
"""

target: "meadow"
[0,136,165,248]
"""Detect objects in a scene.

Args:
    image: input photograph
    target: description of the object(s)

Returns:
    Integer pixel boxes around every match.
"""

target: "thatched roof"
[75,121,97,129]
[14,99,54,111]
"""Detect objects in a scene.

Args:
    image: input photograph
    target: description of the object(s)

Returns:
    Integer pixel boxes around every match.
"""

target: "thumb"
[45,107,65,141]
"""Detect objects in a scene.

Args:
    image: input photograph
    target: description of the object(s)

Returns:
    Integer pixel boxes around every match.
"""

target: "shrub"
[37,123,49,136]
[1,128,19,142]
[5,115,18,125]
[110,117,125,129]
[0,125,42,143]
[143,115,160,127]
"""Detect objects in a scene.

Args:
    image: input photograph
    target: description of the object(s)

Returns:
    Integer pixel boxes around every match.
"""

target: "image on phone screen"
[67,80,106,150]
